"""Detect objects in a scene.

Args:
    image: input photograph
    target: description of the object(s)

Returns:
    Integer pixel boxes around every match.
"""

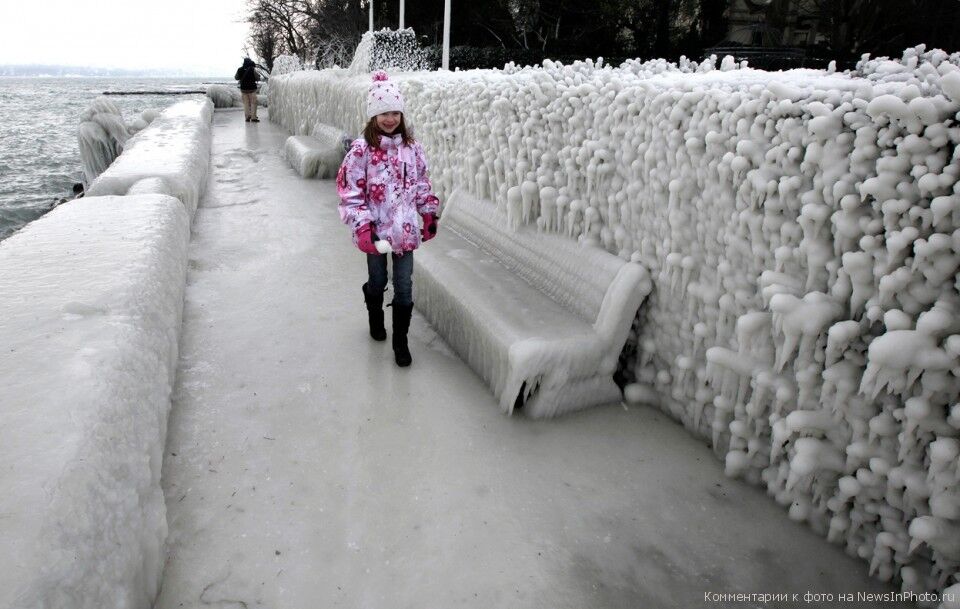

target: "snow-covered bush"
[348,28,429,74]
[316,36,361,70]
[270,45,960,599]
[257,81,270,107]
[205,84,241,108]
[272,54,307,76]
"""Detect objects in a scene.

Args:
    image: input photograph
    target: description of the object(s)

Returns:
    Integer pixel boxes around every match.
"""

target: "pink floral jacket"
[337,134,441,253]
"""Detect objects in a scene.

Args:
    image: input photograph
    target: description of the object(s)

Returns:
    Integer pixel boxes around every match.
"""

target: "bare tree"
[303,0,368,68]
[246,0,316,64]
[248,10,281,70]
[499,0,634,54]
[244,0,960,71]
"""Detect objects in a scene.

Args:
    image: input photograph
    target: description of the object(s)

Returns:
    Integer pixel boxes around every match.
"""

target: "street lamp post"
[368,0,373,32]
[399,0,405,29]
[442,0,450,70]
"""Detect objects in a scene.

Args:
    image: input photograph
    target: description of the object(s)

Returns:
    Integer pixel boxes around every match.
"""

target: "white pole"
[368,0,374,32]
[399,0,405,29]
[442,0,451,70]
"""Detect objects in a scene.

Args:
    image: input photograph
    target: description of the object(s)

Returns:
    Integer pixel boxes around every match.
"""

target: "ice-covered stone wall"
[87,98,214,218]
[269,46,960,600]
[77,98,161,186]
[0,195,190,609]
[2,96,214,608]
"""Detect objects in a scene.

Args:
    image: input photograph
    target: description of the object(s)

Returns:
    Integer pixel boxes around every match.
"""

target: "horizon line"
[0,63,236,76]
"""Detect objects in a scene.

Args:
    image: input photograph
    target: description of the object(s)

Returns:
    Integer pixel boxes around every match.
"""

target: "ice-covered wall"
[78,100,164,186]
[0,194,190,609]
[87,98,214,218]
[269,46,960,599]
[2,94,216,608]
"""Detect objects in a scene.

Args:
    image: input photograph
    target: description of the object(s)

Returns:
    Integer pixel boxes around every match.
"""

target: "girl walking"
[336,71,440,367]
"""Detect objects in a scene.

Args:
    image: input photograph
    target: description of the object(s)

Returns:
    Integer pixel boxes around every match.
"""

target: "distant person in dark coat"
[235,58,260,122]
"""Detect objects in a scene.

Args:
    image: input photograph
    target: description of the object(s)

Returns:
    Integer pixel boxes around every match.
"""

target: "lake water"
[0,77,228,240]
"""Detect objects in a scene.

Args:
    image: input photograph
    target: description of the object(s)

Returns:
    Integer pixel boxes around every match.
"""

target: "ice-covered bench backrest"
[310,122,352,153]
[440,189,630,325]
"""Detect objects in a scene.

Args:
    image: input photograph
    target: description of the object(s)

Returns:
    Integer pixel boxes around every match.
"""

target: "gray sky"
[1,0,251,75]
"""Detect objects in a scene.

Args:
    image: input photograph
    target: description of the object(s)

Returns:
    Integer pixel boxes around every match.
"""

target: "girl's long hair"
[363,114,414,148]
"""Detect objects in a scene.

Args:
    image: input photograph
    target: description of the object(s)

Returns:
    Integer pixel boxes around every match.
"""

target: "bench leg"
[392,302,413,367]
[362,283,387,341]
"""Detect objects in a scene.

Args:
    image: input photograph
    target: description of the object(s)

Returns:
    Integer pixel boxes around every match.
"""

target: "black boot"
[392,302,414,367]
[362,283,386,341]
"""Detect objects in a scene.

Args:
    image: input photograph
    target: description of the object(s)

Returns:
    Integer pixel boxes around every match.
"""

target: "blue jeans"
[367,252,414,306]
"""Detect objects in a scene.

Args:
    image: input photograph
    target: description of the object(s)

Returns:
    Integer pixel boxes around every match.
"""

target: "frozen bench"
[284,123,350,179]
[415,189,652,418]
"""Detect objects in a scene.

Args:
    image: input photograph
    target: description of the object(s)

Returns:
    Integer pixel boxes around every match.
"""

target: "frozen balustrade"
[0,195,190,609]
[86,98,214,218]
[416,189,651,417]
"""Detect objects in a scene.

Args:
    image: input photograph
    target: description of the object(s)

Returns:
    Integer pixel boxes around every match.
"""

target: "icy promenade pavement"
[156,109,902,609]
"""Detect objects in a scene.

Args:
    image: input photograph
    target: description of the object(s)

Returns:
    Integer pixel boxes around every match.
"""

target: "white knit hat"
[366,70,405,119]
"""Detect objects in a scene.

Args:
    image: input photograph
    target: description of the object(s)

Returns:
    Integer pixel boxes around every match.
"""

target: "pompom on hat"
[366,70,405,119]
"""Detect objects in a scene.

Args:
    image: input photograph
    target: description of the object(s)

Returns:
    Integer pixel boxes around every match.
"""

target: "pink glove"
[356,224,379,255]
[420,213,438,242]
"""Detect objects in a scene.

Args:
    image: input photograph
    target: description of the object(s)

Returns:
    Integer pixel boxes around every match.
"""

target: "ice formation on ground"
[269,43,960,599]
[128,108,161,135]
[0,194,190,609]
[87,99,214,217]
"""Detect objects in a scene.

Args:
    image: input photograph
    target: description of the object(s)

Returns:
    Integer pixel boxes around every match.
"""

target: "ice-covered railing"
[268,45,960,598]
[2,96,215,608]
[86,98,214,218]
[0,194,190,609]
